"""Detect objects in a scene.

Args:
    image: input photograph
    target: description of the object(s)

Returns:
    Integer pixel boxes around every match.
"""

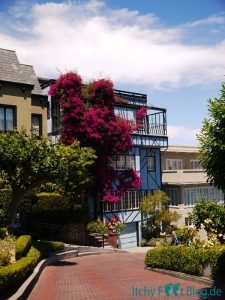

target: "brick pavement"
[28,253,221,300]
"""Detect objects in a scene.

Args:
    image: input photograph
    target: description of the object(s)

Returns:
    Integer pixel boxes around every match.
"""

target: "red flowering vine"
[49,72,141,202]
[134,107,148,131]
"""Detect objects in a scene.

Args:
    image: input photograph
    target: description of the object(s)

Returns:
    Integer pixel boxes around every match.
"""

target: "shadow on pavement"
[50,260,78,266]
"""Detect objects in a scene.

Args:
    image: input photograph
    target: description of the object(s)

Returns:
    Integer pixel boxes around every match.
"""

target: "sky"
[0,0,225,145]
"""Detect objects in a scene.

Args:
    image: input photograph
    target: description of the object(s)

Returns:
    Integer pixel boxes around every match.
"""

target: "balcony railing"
[103,190,151,212]
[133,111,167,136]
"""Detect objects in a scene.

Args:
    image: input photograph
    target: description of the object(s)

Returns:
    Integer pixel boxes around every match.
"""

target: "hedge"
[0,237,64,295]
[145,246,225,282]
[34,240,65,258]
[0,246,41,293]
[15,235,32,260]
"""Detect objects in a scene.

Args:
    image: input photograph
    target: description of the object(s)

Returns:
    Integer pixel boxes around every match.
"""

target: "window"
[51,98,61,133]
[164,188,179,206]
[32,114,42,137]
[117,155,126,170]
[111,155,135,170]
[190,159,202,169]
[126,155,135,169]
[185,217,193,227]
[166,159,182,170]
[183,187,224,206]
[103,190,150,212]
[147,156,155,171]
[0,106,15,131]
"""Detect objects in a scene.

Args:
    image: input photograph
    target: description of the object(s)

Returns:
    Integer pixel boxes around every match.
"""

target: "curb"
[145,267,225,289]
[8,249,78,300]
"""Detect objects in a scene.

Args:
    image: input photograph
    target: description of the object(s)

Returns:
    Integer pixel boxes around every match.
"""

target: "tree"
[57,141,96,205]
[0,130,96,228]
[140,190,180,238]
[190,197,225,243]
[197,83,225,194]
[49,72,141,202]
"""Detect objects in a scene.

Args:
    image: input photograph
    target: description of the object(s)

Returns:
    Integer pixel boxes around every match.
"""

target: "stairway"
[88,233,112,248]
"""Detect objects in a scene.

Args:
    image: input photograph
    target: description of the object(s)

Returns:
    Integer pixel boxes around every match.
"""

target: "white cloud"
[186,14,225,27]
[0,1,225,89]
[167,125,200,145]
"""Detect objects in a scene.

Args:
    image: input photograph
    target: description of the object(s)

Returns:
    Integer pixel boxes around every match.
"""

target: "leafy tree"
[0,130,96,228]
[198,83,225,194]
[140,190,180,238]
[190,197,225,243]
[57,141,96,205]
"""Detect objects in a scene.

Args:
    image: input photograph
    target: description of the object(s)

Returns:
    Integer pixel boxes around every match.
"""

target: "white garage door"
[119,222,137,249]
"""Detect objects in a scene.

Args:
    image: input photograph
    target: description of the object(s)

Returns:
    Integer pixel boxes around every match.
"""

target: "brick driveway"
[28,253,217,300]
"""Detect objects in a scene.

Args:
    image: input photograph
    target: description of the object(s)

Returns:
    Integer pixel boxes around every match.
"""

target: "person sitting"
[171,231,179,245]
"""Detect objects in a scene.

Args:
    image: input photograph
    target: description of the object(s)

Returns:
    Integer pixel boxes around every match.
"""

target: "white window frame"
[190,159,202,169]
[110,155,135,170]
[147,156,155,171]
[166,159,183,170]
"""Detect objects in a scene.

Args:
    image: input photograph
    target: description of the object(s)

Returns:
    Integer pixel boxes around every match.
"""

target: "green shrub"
[87,220,108,235]
[15,235,31,260]
[145,245,225,281]
[33,240,64,258]
[0,239,64,294]
[145,246,210,276]
[0,245,41,293]
[175,227,197,244]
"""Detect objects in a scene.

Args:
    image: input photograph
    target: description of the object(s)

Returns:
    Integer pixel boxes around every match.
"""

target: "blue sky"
[0,0,225,145]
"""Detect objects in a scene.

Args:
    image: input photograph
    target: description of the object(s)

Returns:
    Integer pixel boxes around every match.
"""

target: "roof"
[20,64,43,95]
[0,48,43,95]
[165,145,200,153]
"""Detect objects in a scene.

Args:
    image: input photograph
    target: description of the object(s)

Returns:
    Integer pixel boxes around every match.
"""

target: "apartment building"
[161,145,224,227]
[0,48,48,135]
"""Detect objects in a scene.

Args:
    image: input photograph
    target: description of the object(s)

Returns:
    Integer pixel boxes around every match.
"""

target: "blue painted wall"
[140,148,161,191]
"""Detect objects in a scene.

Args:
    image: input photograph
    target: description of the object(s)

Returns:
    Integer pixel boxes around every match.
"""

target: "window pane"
[147,156,155,170]
[166,159,182,170]
[6,108,14,130]
[0,108,4,130]
[117,155,126,169]
[126,155,135,169]
[190,160,201,169]
[32,115,42,136]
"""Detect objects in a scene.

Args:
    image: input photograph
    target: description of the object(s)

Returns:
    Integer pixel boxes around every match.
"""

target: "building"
[161,145,224,227]
[0,48,48,135]
[39,78,168,248]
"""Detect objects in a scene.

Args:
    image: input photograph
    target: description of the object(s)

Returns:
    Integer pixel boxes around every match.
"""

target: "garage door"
[118,222,137,249]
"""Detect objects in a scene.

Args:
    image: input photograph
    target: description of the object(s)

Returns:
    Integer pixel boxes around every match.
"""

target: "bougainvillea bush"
[49,72,142,202]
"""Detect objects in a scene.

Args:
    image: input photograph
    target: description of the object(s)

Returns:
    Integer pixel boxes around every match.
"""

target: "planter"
[108,227,117,248]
